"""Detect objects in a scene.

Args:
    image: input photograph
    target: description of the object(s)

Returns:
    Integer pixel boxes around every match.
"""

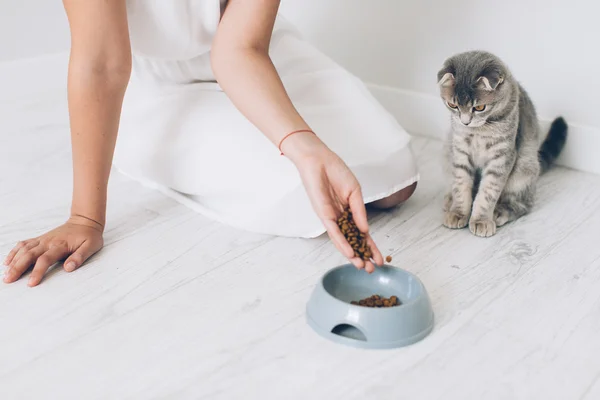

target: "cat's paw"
[494,207,511,227]
[494,203,524,227]
[444,211,469,229]
[469,218,497,237]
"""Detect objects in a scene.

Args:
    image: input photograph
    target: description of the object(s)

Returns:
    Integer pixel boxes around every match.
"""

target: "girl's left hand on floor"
[3,216,104,287]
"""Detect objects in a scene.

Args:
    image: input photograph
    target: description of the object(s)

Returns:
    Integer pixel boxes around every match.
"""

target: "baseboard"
[368,83,600,176]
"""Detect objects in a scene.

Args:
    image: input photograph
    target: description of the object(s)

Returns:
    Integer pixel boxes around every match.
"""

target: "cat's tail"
[539,117,568,173]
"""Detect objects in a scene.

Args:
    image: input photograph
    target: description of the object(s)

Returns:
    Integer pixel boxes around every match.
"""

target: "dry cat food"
[337,208,372,261]
[351,294,401,308]
[385,255,393,263]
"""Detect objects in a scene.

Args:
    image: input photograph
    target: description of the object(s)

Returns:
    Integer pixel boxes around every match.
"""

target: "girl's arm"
[65,0,131,227]
[3,0,131,286]
[211,0,383,270]
[211,0,310,156]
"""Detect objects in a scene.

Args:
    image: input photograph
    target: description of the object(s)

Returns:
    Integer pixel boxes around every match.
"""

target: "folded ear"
[477,74,504,91]
[437,72,455,87]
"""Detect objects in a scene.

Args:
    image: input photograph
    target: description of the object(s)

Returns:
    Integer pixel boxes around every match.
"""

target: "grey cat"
[437,50,567,237]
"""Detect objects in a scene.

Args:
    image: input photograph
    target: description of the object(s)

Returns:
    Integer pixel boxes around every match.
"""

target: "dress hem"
[113,165,420,239]
[302,173,421,239]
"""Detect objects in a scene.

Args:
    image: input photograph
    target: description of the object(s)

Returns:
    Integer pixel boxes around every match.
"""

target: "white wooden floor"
[2,74,600,400]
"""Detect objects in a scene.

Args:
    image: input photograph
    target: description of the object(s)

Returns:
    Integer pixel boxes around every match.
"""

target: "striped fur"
[437,51,568,237]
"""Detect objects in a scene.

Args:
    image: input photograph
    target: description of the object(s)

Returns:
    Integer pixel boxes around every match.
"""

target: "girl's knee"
[369,182,417,210]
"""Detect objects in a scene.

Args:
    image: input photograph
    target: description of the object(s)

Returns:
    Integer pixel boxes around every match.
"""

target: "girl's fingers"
[304,165,378,271]
[364,260,376,274]
[28,244,70,287]
[8,240,39,268]
[349,255,365,270]
[4,241,25,266]
[348,188,369,233]
[4,244,45,283]
[366,234,384,267]
[315,190,364,268]
[348,189,383,271]
[323,217,367,270]
[63,239,98,272]
[323,219,356,261]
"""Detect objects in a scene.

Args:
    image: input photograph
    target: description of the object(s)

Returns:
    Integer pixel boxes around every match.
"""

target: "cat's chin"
[467,121,487,128]
[452,119,487,129]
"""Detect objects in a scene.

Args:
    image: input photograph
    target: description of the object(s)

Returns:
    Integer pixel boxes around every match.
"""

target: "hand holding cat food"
[288,136,383,272]
[337,207,373,261]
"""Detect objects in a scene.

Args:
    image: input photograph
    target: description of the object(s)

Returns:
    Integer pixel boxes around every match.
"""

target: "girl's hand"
[3,216,104,287]
[283,133,384,273]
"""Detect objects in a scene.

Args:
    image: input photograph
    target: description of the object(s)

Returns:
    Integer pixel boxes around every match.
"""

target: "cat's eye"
[473,104,486,112]
[447,102,458,109]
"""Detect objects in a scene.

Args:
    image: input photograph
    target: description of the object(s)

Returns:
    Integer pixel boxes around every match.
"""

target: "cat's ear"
[477,74,504,91]
[437,72,455,87]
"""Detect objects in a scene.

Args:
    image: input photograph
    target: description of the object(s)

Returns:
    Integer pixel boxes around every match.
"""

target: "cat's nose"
[460,115,472,125]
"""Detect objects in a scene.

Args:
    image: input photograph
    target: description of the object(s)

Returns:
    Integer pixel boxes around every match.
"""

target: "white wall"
[1,0,598,172]
[0,0,69,61]
[280,0,600,173]
[281,0,599,129]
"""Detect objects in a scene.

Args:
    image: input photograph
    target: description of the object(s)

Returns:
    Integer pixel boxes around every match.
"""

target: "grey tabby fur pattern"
[437,51,567,237]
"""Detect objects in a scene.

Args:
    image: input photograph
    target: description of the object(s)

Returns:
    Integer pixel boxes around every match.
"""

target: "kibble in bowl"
[351,294,401,308]
[307,264,434,349]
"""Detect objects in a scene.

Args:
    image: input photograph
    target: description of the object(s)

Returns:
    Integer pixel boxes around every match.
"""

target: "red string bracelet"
[278,129,315,156]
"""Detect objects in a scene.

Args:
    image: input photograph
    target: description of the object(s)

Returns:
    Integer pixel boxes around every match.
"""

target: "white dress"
[114,0,419,238]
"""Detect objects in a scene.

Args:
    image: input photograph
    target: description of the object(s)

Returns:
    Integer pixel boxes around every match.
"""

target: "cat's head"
[437,51,510,128]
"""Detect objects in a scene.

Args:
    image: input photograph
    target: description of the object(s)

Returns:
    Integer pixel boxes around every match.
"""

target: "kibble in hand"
[337,207,373,262]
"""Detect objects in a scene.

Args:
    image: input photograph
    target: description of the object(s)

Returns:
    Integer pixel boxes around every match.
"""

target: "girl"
[4,0,418,287]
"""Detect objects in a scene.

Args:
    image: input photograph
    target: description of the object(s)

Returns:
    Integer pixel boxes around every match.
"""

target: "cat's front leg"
[443,160,475,229]
[443,191,453,212]
[469,167,510,237]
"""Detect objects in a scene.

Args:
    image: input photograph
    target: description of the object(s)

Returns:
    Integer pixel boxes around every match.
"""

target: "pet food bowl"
[306,264,434,349]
